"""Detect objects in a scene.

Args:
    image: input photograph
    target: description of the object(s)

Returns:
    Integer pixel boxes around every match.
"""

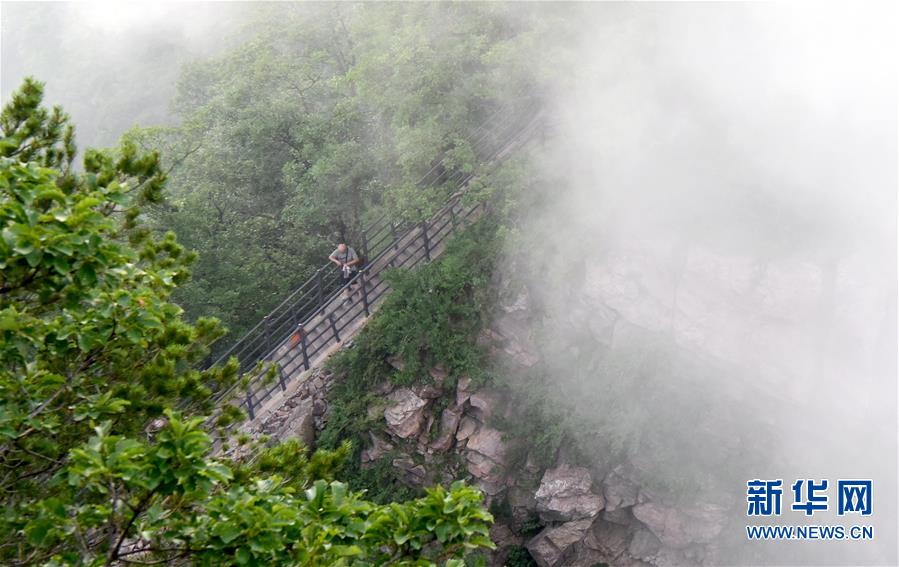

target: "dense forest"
[2,3,895,566]
[0,4,556,565]
[130,4,557,349]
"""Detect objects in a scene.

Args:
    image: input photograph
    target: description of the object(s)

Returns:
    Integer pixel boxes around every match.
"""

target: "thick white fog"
[1,2,248,149]
[503,2,896,564]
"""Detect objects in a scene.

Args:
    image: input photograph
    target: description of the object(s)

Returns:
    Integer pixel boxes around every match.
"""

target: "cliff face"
[576,241,891,398]
[240,312,728,566]
[241,233,892,566]
[487,234,894,566]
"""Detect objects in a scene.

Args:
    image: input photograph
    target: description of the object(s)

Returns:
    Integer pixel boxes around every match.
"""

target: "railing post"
[359,271,370,316]
[328,313,341,343]
[278,365,287,392]
[245,390,256,420]
[298,324,310,370]
[316,269,324,308]
[263,315,272,354]
[421,220,431,261]
[450,205,457,230]
[390,223,398,250]
[361,230,369,259]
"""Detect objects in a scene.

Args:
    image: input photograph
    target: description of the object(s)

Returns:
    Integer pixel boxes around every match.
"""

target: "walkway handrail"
[204,100,542,375]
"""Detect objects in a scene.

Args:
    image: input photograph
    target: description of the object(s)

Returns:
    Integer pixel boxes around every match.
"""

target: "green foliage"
[318,221,499,504]
[336,450,423,506]
[139,3,544,347]
[0,81,495,566]
[21,412,493,566]
[331,220,498,388]
[0,79,235,506]
[504,547,538,567]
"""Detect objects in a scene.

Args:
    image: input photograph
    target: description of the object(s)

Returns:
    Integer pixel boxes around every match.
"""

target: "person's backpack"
[344,247,366,272]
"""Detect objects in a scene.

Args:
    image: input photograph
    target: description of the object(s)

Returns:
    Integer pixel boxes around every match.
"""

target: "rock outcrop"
[527,519,593,567]
[384,387,430,439]
[248,346,730,567]
[631,501,726,549]
[535,464,604,522]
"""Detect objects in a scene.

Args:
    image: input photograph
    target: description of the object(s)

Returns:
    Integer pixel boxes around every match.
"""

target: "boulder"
[501,338,541,367]
[360,432,394,464]
[428,364,449,384]
[582,519,631,562]
[467,450,501,481]
[456,376,474,406]
[466,426,509,467]
[387,355,406,371]
[507,486,538,526]
[373,381,395,396]
[526,519,593,567]
[586,303,619,348]
[455,415,479,441]
[489,523,522,550]
[468,389,501,422]
[631,502,726,548]
[429,406,462,453]
[392,456,429,486]
[603,464,640,511]
[275,397,315,449]
[384,388,429,439]
[477,477,508,497]
[535,464,604,522]
[413,383,444,399]
[602,507,633,526]
[628,527,662,560]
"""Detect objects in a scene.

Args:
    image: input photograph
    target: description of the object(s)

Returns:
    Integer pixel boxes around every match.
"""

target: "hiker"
[329,242,362,305]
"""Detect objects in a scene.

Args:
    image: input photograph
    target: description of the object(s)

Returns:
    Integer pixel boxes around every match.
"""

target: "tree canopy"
[0,78,493,566]
[135,3,554,348]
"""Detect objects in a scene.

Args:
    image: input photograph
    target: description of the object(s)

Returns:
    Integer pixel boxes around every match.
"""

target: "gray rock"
[466,426,509,467]
[456,376,473,406]
[455,415,479,441]
[628,527,662,560]
[429,364,449,384]
[477,477,507,497]
[489,523,522,550]
[429,406,462,452]
[372,381,395,396]
[468,389,501,422]
[392,456,428,486]
[602,507,633,526]
[501,337,540,367]
[360,432,394,464]
[583,519,631,561]
[387,355,406,371]
[603,464,640,511]
[467,449,501,481]
[274,398,315,449]
[535,464,605,522]
[507,486,538,526]
[413,383,444,399]
[631,502,726,548]
[384,387,429,439]
[526,519,593,567]
[585,303,620,348]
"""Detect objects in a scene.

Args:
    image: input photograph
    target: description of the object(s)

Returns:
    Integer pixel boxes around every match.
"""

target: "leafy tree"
[138,3,549,347]
[0,79,493,565]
